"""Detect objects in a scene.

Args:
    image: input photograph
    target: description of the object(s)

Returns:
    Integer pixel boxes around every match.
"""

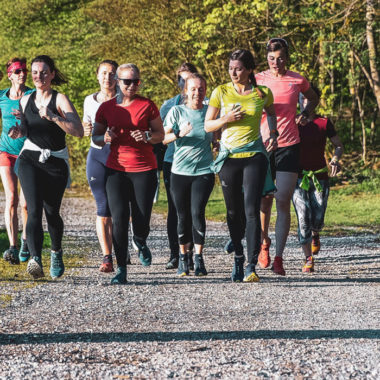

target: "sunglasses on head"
[13,68,27,75]
[119,78,140,86]
[267,38,288,48]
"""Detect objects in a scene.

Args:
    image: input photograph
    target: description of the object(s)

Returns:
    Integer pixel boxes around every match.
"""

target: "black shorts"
[269,143,300,180]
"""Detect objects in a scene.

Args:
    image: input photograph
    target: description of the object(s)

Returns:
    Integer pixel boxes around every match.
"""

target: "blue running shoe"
[243,264,260,282]
[19,239,30,262]
[111,266,127,284]
[50,250,65,279]
[133,237,152,267]
[27,256,44,279]
[224,239,235,254]
[194,254,208,276]
[177,254,189,277]
[3,247,20,265]
[231,255,245,282]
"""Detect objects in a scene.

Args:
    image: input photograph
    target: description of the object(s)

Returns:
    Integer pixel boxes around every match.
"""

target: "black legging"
[163,161,179,256]
[218,153,268,266]
[170,173,214,245]
[106,168,157,267]
[18,152,68,259]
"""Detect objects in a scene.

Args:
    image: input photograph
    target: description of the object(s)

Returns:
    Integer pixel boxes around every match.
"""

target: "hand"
[212,140,220,153]
[104,126,117,143]
[130,129,147,143]
[329,160,341,177]
[8,122,24,139]
[226,104,246,123]
[11,108,21,120]
[83,121,93,137]
[39,106,56,121]
[265,136,278,152]
[179,122,192,137]
[295,113,308,126]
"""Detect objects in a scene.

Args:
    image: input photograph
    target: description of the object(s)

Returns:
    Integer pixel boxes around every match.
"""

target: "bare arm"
[204,105,245,132]
[92,122,117,147]
[130,116,165,144]
[40,93,84,137]
[163,123,192,145]
[263,103,278,152]
[328,135,344,177]
[8,95,30,139]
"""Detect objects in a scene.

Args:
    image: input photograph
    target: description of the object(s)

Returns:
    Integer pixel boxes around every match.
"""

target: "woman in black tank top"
[9,55,83,280]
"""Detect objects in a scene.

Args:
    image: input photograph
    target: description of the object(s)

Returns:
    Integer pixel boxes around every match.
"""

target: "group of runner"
[0,38,343,283]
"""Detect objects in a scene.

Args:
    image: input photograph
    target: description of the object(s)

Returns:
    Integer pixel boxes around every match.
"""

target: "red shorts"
[0,151,18,167]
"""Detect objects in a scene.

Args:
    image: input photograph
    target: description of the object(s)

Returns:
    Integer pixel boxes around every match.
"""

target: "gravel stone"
[0,193,379,379]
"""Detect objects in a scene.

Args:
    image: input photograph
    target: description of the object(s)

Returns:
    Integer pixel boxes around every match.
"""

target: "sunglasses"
[13,69,28,75]
[267,38,288,48]
[118,78,140,86]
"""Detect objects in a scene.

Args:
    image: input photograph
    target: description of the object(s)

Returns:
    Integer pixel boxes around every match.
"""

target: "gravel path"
[0,194,379,379]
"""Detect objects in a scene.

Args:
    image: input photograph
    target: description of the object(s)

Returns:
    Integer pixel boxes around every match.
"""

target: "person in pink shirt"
[256,38,319,276]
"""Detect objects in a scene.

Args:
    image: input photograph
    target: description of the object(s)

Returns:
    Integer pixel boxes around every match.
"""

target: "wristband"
[173,129,181,139]
[301,110,309,118]
[145,131,152,142]
[269,129,279,137]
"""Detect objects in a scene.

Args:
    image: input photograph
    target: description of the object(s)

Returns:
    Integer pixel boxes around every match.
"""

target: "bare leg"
[96,216,112,256]
[260,195,274,245]
[19,187,28,240]
[179,242,192,255]
[0,166,19,247]
[301,243,312,258]
[274,172,298,257]
[194,243,204,255]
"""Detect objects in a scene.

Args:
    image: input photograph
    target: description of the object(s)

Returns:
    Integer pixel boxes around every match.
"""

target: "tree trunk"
[318,36,327,108]
[349,50,356,142]
[355,83,367,163]
[366,0,380,110]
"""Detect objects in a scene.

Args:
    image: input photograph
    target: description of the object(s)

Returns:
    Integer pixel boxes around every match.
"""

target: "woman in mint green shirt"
[163,73,214,277]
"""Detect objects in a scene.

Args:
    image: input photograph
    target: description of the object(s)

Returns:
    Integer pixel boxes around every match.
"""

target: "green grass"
[153,173,380,235]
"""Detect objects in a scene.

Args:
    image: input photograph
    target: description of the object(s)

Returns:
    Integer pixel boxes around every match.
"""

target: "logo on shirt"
[90,176,96,181]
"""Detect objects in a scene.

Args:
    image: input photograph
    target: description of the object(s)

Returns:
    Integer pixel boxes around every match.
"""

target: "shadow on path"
[1,329,379,345]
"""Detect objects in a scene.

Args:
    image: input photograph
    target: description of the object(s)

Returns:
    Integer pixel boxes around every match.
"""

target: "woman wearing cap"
[92,63,164,284]
[0,58,34,265]
[205,49,277,283]
[83,59,118,273]
[8,55,83,279]
[256,38,319,276]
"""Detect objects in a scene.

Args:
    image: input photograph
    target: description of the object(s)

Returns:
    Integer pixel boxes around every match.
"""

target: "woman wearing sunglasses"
[9,55,83,279]
[256,38,319,276]
[83,59,118,273]
[92,63,165,284]
[0,58,34,265]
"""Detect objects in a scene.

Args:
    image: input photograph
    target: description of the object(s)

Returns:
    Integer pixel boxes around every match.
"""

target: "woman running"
[83,60,118,273]
[160,62,198,270]
[256,38,319,276]
[205,49,277,282]
[164,73,214,277]
[0,58,33,264]
[293,86,343,272]
[92,63,164,284]
[9,55,83,279]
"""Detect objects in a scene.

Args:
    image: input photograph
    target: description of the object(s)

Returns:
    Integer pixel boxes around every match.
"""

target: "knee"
[261,196,273,213]
[6,193,19,209]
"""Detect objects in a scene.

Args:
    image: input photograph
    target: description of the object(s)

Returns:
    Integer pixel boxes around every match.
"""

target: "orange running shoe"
[258,237,271,269]
[302,256,314,273]
[99,254,114,273]
[311,235,320,255]
[271,256,286,276]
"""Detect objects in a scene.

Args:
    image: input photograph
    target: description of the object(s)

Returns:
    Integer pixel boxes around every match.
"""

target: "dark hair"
[266,38,289,59]
[177,62,198,81]
[96,59,118,74]
[6,57,27,69]
[31,55,67,85]
[309,83,321,98]
[229,49,263,98]
[182,73,206,104]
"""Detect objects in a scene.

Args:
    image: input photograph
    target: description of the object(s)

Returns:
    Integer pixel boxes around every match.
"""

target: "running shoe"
[271,256,286,276]
[111,266,127,284]
[224,239,235,254]
[99,254,114,273]
[19,239,30,262]
[177,254,189,277]
[258,237,271,269]
[131,235,139,252]
[188,251,194,271]
[302,256,315,273]
[127,252,132,265]
[194,254,208,276]
[3,247,20,265]
[311,235,321,255]
[27,256,44,279]
[166,255,179,270]
[50,250,65,279]
[231,255,245,282]
[243,264,260,282]
[133,237,152,267]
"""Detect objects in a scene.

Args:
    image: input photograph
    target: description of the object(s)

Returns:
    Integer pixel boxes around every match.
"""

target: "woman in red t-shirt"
[93,63,164,284]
